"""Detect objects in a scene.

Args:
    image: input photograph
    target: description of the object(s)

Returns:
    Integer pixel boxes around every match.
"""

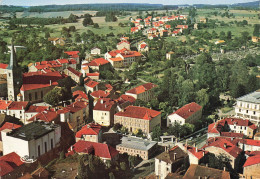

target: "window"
[51,139,53,149]
[247,104,249,108]
[8,73,11,77]
[45,142,47,153]
[246,110,248,113]
[253,111,256,115]
[38,145,41,157]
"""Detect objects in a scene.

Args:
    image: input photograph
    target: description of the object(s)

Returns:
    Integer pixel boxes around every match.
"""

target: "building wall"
[0,82,7,97]
[167,114,185,127]
[116,145,148,160]
[114,114,161,135]
[155,158,172,179]
[204,146,236,168]
[117,43,130,50]
[21,86,55,103]
[235,101,260,124]
[2,126,61,159]
[188,152,200,165]
[238,143,260,151]
[229,124,255,138]
[243,163,260,179]
[91,48,101,55]
[64,69,81,84]
[93,110,112,126]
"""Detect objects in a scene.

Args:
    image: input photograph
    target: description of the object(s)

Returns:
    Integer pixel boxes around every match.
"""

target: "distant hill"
[230,1,259,7]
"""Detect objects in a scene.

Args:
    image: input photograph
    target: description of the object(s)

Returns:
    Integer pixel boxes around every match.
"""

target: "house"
[200,18,207,23]
[120,37,129,41]
[202,137,242,168]
[64,67,83,84]
[0,63,8,74]
[207,118,257,139]
[176,25,188,29]
[183,164,230,179]
[172,29,181,36]
[59,101,89,132]
[167,102,202,126]
[2,121,61,160]
[165,25,171,29]
[84,78,100,93]
[138,42,149,52]
[252,36,259,43]
[125,83,157,102]
[48,37,66,46]
[177,143,209,165]
[91,47,101,55]
[18,71,64,103]
[24,105,49,122]
[114,106,161,135]
[155,145,188,179]
[243,154,260,179]
[116,94,136,110]
[93,98,117,126]
[86,72,100,80]
[67,140,119,162]
[108,57,123,68]
[160,30,169,37]
[166,51,174,60]
[85,58,110,71]
[27,108,60,124]
[90,90,110,99]
[215,40,225,45]
[0,100,29,122]
[117,41,130,50]
[235,90,260,125]
[131,27,139,33]
[147,28,157,34]
[0,152,25,179]
[64,51,80,64]
[116,136,157,160]
[232,138,260,151]
[75,123,102,143]
[0,122,21,152]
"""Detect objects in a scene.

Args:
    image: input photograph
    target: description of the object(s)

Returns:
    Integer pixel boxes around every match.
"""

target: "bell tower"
[7,43,22,101]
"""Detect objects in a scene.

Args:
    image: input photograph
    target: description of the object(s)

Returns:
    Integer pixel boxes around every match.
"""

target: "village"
[0,5,259,179]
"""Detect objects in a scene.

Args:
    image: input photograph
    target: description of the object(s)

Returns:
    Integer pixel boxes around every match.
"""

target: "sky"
[1,0,255,6]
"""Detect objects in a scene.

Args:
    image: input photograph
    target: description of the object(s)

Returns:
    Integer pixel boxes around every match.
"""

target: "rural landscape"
[0,1,259,179]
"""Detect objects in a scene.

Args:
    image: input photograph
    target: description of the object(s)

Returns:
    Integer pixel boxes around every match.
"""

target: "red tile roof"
[118,51,142,58]
[28,109,59,122]
[25,106,48,113]
[57,59,69,64]
[170,102,202,120]
[63,101,88,113]
[67,67,82,77]
[67,140,119,159]
[224,118,257,130]
[0,63,8,69]
[0,100,12,110]
[0,152,24,177]
[73,90,88,101]
[91,90,110,98]
[140,44,147,49]
[131,27,139,32]
[108,48,128,57]
[64,51,79,56]
[0,122,22,140]
[85,79,99,88]
[220,132,244,138]
[203,137,242,158]
[8,101,29,110]
[21,71,64,91]
[87,58,109,67]
[243,155,260,167]
[110,57,123,62]
[232,138,260,147]
[186,145,208,160]
[87,72,100,77]
[176,25,188,29]
[118,94,136,104]
[94,98,116,111]
[126,83,157,95]
[75,123,102,138]
[115,106,161,120]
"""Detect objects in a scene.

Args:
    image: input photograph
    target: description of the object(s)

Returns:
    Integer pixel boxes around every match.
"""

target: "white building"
[167,102,202,126]
[91,47,101,55]
[1,121,61,159]
[235,91,260,125]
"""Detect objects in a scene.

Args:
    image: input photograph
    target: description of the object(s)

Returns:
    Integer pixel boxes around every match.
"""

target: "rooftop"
[237,91,260,104]
[118,136,157,151]
[7,121,59,141]
[243,155,260,167]
[169,102,202,120]
[126,83,157,95]
[75,123,102,138]
[156,145,187,163]
[0,152,24,177]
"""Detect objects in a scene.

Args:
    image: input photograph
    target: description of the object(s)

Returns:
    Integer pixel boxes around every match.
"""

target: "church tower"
[7,43,22,101]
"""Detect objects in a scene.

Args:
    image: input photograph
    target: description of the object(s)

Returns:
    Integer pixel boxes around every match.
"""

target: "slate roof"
[118,136,157,151]
[237,91,260,104]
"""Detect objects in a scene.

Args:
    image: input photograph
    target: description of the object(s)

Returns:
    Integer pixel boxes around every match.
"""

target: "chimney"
[174,153,177,160]
[224,167,226,171]
[203,151,205,156]
[224,143,227,148]
[196,147,198,153]
[101,99,103,104]
[73,103,75,108]
[105,104,107,108]
[164,146,167,152]
[5,100,7,104]
[50,80,52,86]
[206,163,208,167]
[22,106,24,110]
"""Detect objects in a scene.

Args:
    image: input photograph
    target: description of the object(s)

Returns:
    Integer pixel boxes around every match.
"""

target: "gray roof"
[117,136,157,151]
[7,121,59,141]
[237,91,260,104]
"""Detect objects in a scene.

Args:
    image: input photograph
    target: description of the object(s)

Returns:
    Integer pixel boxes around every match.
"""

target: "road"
[133,158,155,179]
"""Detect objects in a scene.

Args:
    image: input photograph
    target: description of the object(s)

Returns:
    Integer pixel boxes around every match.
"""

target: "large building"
[114,106,161,135]
[116,136,157,160]
[235,91,260,125]
[243,154,260,179]
[1,121,61,160]
[125,83,157,102]
[75,123,102,143]
[167,102,202,126]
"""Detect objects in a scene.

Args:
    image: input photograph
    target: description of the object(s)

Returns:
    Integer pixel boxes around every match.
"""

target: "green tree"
[43,87,61,106]
[196,88,209,108]
[93,23,99,28]
[253,24,260,37]
[120,162,126,171]
[151,126,162,141]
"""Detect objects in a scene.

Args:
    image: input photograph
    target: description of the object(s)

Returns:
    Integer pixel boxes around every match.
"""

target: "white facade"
[155,158,172,179]
[235,99,260,125]
[1,123,61,159]
[167,113,185,126]
[91,48,101,55]
[93,110,111,126]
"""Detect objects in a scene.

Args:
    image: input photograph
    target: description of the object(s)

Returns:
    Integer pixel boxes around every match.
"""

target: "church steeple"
[7,42,17,70]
